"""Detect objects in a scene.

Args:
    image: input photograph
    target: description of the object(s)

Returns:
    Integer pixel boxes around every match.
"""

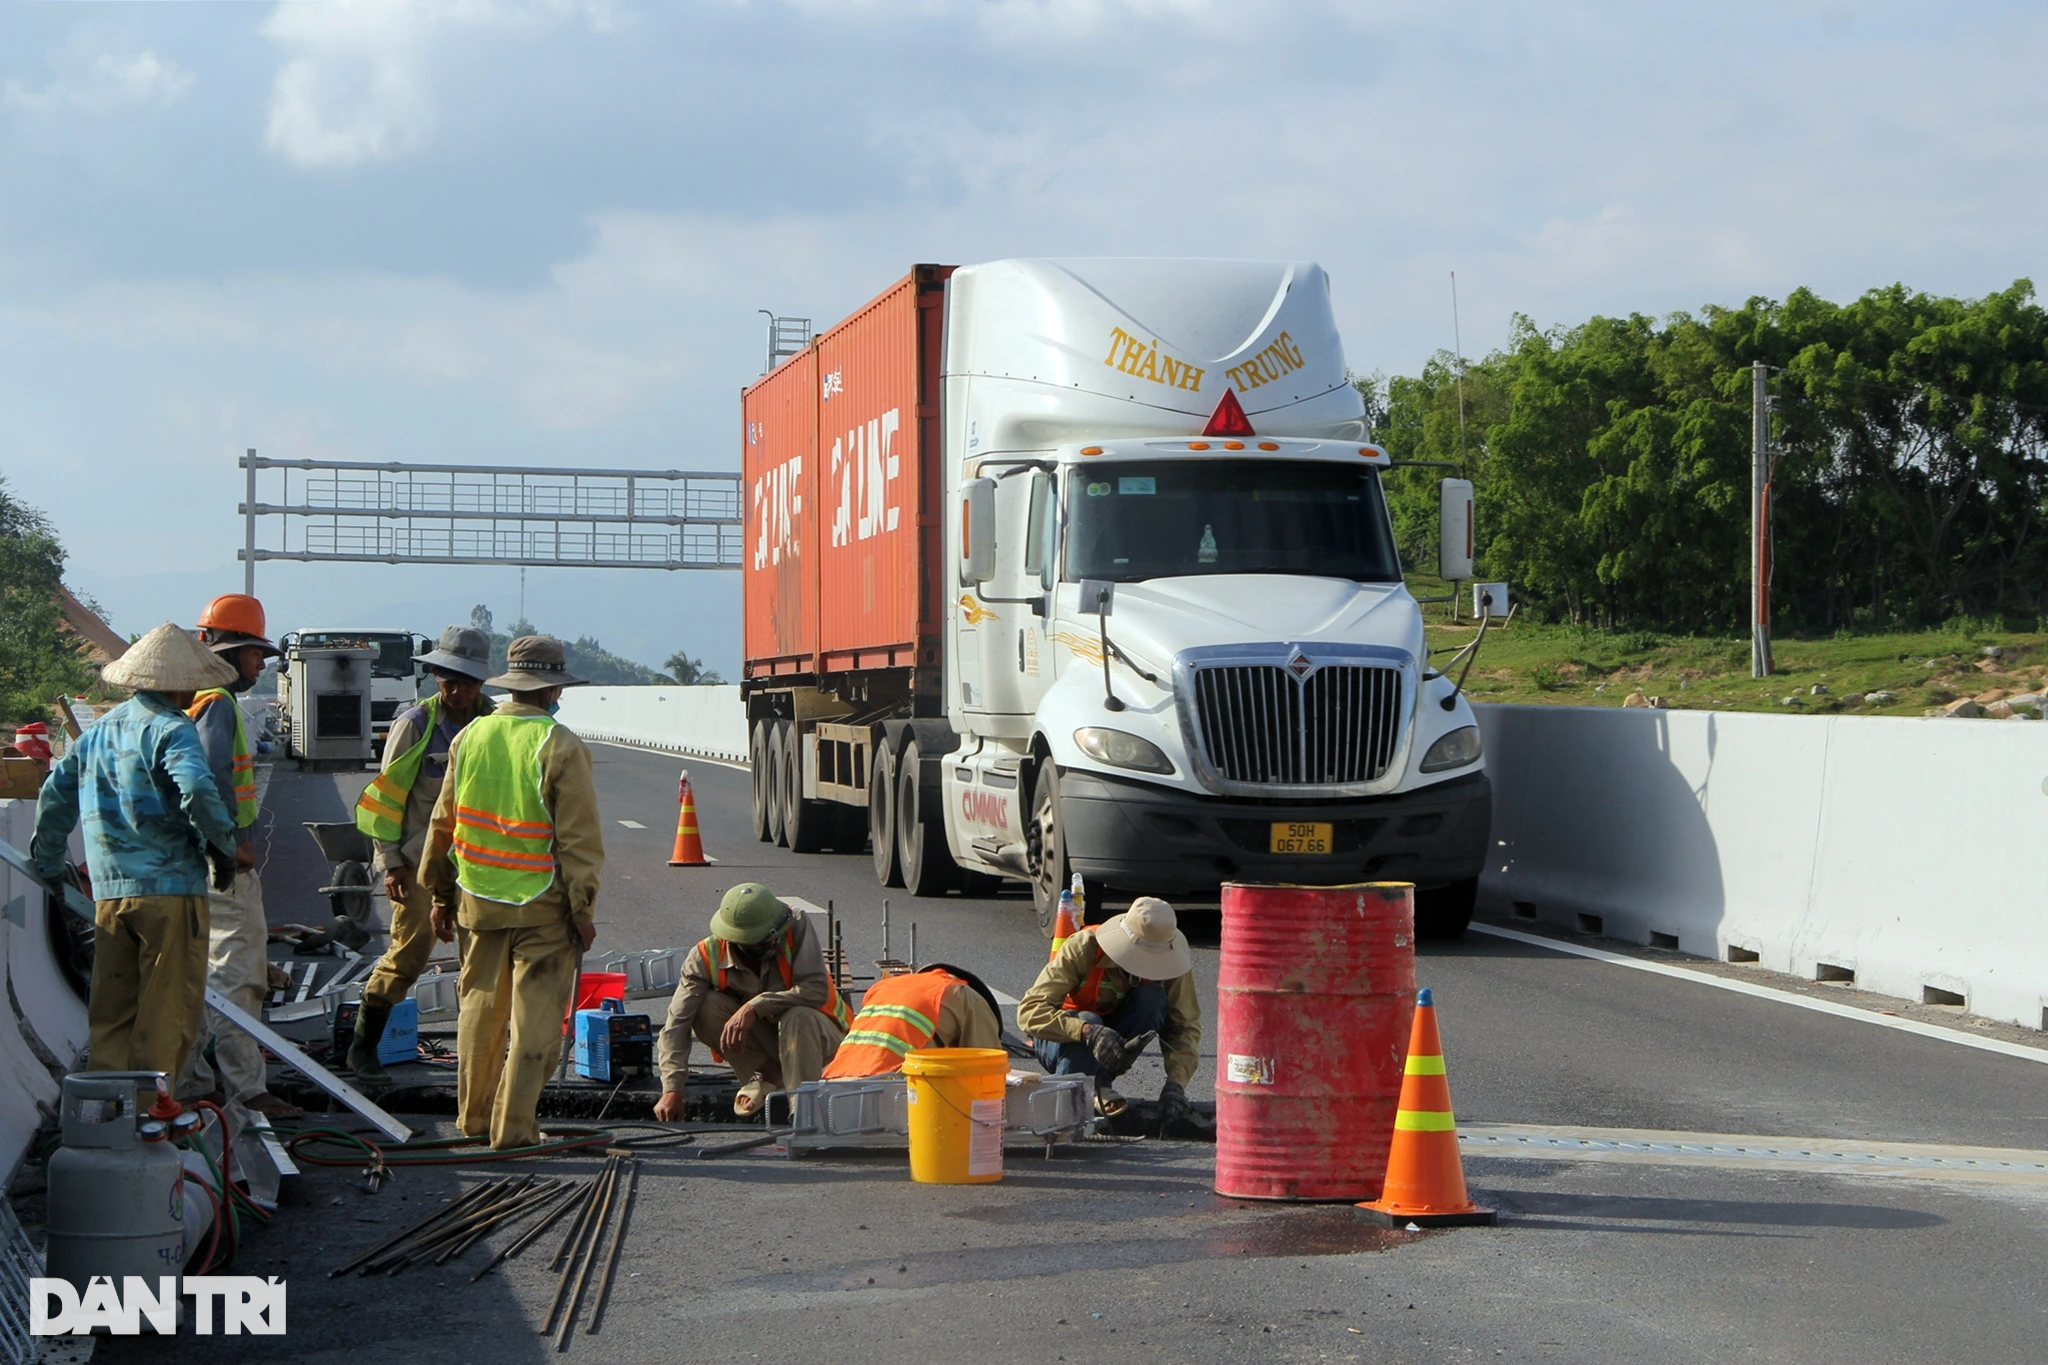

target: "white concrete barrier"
[1476,704,2048,1031]
[554,684,748,765]
[0,798,88,1183]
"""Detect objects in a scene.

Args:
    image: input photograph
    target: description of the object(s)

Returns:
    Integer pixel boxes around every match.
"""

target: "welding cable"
[286,1125,616,1167]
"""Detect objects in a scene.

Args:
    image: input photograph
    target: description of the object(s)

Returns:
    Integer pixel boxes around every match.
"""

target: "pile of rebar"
[541,1151,638,1349]
[328,1173,577,1278]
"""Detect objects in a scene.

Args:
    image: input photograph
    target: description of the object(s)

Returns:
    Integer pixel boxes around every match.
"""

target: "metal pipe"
[584,1159,639,1336]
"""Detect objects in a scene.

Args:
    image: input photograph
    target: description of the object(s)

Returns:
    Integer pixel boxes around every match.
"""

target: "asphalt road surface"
[103,743,2048,1364]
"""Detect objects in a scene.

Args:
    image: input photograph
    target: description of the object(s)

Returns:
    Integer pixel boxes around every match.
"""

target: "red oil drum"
[1214,882,1416,1201]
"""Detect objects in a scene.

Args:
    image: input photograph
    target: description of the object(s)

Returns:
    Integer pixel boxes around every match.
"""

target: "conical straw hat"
[102,623,238,692]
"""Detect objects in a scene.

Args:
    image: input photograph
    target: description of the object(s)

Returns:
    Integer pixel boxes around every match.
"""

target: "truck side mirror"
[1438,478,1474,582]
[960,478,996,585]
[1023,470,1054,586]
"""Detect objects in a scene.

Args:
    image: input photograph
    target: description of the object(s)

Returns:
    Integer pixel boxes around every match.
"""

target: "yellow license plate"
[1270,821,1333,855]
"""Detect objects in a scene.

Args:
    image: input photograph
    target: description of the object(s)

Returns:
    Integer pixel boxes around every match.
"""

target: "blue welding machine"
[573,1007,652,1082]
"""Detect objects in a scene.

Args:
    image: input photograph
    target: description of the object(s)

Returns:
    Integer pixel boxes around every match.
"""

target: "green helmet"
[709,883,791,944]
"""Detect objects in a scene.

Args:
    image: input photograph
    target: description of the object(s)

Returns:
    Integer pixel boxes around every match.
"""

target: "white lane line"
[991,988,1020,1007]
[617,819,647,829]
[1469,923,2048,1067]
[1459,1121,2048,1186]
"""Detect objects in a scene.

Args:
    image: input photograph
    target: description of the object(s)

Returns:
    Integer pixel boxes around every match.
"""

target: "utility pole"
[1750,363,1774,678]
[243,448,257,596]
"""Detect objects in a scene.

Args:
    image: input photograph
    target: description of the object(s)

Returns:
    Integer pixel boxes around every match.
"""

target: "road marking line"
[1469,923,2048,1067]
[584,739,750,772]
[1460,1121,2048,1186]
[617,820,647,829]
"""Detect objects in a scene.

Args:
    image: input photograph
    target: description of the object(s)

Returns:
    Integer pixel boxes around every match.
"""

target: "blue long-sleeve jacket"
[32,693,237,899]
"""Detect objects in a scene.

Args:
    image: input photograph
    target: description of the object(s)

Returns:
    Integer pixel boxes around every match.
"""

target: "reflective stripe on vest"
[1062,938,1114,1015]
[187,690,257,827]
[693,925,852,1031]
[822,970,960,1079]
[448,713,558,905]
[354,696,441,843]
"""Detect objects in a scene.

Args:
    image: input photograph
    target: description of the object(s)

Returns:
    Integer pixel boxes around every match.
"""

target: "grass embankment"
[1424,619,2048,715]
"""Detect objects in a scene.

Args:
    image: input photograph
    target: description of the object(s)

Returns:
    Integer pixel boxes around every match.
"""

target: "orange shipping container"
[742,266,951,682]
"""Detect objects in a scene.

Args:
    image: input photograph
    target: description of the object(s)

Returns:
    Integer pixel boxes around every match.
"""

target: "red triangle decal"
[1202,388,1256,438]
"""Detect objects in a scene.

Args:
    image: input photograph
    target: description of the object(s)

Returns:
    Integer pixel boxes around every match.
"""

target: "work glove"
[1082,1023,1157,1078]
[1155,1080,1193,1136]
[207,846,235,893]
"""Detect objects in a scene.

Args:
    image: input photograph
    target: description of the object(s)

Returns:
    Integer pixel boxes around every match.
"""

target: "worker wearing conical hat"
[1017,897,1201,1126]
[419,635,606,1149]
[653,884,849,1120]
[174,594,303,1120]
[31,624,240,1090]
[347,625,494,1085]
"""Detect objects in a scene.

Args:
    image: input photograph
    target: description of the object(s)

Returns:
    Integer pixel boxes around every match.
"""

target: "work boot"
[349,1003,393,1086]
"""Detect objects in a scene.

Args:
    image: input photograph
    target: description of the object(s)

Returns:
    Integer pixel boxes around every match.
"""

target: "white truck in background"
[743,259,1492,937]
[278,628,429,758]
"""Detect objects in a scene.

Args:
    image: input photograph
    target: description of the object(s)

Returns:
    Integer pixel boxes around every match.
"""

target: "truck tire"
[783,721,828,853]
[896,740,957,897]
[749,721,772,842]
[870,743,902,887]
[765,722,789,848]
[1414,877,1478,939]
[1028,765,1106,936]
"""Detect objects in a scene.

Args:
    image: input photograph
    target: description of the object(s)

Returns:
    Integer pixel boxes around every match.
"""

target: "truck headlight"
[1419,725,1482,773]
[1073,727,1175,774]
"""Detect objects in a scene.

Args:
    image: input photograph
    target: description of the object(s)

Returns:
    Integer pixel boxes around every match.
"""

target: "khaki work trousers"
[175,871,270,1101]
[456,918,579,1150]
[692,992,844,1090]
[363,879,438,1009]
[90,895,208,1089]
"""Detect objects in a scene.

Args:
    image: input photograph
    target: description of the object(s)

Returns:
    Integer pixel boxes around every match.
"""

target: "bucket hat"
[102,623,238,693]
[709,883,793,944]
[1094,897,1193,980]
[416,625,493,682]
[485,634,585,691]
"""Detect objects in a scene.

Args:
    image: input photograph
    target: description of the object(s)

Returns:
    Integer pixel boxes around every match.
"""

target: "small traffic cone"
[667,769,710,866]
[1049,889,1079,959]
[1357,987,1495,1227]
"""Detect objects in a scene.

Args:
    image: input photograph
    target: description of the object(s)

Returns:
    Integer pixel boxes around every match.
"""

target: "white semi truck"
[741,260,1490,936]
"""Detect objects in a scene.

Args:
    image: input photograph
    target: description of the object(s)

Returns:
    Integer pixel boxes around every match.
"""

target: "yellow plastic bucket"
[901,1048,1009,1184]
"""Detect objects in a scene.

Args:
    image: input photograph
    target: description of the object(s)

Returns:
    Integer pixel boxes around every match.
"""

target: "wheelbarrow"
[298,822,383,954]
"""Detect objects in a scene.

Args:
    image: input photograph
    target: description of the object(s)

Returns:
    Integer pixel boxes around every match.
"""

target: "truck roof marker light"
[1188,442,1211,451]
[1201,388,1256,438]
[1258,442,1280,451]
[1080,446,1103,456]
[1223,441,1245,450]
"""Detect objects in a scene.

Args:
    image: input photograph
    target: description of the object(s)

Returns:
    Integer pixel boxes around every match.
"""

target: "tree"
[0,480,94,724]
[663,651,724,685]
[470,603,493,634]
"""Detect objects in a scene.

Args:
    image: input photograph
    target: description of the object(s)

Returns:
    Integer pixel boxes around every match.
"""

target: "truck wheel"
[765,722,789,847]
[870,743,902,887]
[749,721,772,842]
[896,740,957,898]
[1414,877,1478,939]
[1028,764,1069,936]
[783,721,828,853]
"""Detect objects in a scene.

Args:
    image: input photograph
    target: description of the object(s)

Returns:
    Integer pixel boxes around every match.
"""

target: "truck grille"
[1191,663,1404,787]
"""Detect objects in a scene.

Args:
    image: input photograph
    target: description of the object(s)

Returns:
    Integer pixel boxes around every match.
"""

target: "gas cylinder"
[1214,882,1416,1201]
[45,1073,196,1291]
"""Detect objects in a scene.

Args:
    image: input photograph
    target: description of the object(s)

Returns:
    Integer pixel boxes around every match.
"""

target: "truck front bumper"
[1059,767,1491,896]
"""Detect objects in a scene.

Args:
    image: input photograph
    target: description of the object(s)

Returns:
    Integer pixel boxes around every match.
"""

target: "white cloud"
[3,49,193,116]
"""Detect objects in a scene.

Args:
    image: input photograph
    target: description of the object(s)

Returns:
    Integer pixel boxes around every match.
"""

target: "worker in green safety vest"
[420,635,606,1150]
[177,593,302,1121]
[345,624,495,1084]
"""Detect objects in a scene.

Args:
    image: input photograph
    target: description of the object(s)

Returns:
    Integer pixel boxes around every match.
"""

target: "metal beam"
[242,551,738,570]
[242,503,738,527]
[204,987,413,1143]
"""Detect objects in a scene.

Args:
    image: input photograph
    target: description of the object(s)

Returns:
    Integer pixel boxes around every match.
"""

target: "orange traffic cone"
[667,769,710,867]
[1048,890,1080,959]
[1357,988,1495,1227]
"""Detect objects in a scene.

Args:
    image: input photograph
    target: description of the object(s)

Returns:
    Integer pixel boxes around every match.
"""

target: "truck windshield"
[1064,459,1401,584]
[297,633,418,679]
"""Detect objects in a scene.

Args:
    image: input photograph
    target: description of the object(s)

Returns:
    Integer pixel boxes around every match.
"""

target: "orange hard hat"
[197,594,276,653]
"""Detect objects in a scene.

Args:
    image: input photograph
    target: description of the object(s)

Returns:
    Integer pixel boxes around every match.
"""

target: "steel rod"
[473,1177,592,1282]
[329,1177,506,1277]
[549,1158,611,1272]
[543,1158,619,1335]
[584,1159,639,1335]
[555,1158,627,1350]
[368,1177,537,1273]
[440,1181,571,1264]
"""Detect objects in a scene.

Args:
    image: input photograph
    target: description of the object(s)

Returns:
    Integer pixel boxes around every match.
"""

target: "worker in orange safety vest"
[821,963,1004,1079]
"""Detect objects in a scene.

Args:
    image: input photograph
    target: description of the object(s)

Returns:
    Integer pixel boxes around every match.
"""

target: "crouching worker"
[821,964,1004,1079]
[1017,897,1201,1124]
[653,884,849,1119]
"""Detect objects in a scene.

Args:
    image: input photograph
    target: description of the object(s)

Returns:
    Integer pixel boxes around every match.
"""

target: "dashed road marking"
[1469,923,2048,1068]
[618,820,647,829]
[1460,1121,2048,1185]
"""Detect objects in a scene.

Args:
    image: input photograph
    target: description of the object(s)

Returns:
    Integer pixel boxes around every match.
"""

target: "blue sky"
[4,1,2044,675]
